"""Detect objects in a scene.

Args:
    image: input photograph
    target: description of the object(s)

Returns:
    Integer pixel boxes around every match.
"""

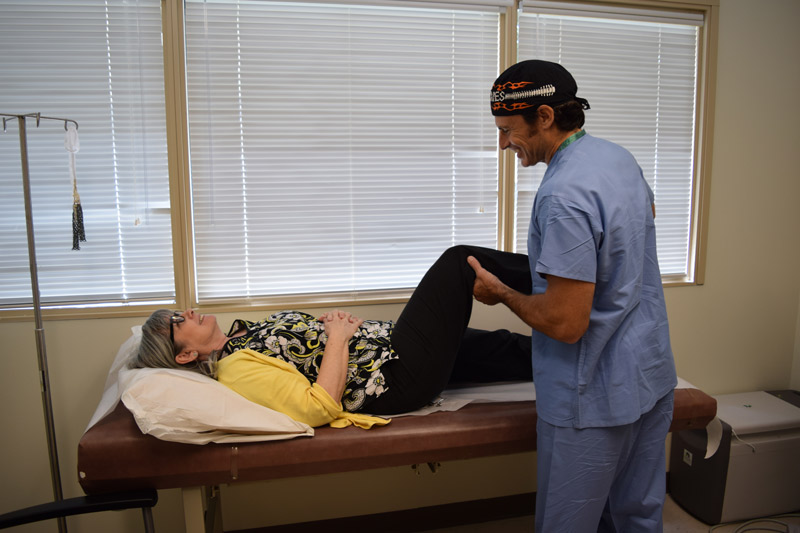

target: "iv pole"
[1,112,78,533]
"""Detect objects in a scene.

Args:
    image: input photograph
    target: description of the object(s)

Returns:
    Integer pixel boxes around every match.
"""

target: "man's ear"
[175,351,199,365]
[538,105,555,128]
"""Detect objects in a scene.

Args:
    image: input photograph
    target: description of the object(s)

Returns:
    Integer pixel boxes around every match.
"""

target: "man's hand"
[467,256,594,344]
[467,255,506,305]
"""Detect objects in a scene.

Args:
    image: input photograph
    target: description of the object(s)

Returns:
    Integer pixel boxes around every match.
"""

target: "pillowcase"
[120,368,313,444]
[87,326,313,445]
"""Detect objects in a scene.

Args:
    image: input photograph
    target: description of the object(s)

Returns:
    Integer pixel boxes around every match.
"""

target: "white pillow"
[121,368,313,444]
[87,327,313,445]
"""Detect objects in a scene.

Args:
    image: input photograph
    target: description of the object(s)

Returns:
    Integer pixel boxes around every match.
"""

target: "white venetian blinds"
[0,0,172,307]
[516,1,701,278]
[184,0,501,301]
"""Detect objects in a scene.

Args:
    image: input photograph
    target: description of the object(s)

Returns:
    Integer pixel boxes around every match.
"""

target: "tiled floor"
[420,495,800,532]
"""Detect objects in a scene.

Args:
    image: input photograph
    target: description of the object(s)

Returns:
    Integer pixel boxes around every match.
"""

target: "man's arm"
[468,256,594,344]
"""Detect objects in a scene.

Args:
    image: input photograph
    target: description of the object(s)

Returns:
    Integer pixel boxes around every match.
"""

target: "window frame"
[0,0,718,320]
[512,1,709,282]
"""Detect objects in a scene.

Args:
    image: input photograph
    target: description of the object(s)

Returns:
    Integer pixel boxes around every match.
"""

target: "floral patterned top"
[221,311,397,412]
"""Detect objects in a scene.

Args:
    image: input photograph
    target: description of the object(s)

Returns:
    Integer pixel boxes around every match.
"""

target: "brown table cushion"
[78,389,715,495]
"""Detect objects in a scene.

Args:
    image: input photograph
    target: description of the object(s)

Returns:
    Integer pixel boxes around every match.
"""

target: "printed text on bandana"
[490,82,556,112]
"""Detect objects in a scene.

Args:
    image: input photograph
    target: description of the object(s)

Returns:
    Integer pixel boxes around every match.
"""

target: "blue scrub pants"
[535,391,674,533]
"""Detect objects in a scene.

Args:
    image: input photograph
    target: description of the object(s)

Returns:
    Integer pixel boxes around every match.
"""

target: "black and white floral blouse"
[221,311,397,412]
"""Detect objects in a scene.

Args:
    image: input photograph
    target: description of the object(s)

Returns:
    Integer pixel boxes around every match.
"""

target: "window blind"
[185,0,500,301]
[0,0,173,308]
[516,3,700,278]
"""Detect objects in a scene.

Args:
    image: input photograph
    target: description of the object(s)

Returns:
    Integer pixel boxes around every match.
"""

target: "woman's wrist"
[325,334,350,347]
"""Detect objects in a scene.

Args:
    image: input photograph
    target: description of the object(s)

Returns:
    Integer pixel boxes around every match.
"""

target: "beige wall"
[1,0,799,530]
[665,0,800,396]
[794,293,800,390]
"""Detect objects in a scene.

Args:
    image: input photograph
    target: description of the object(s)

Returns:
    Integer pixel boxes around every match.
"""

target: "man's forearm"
[468,255,593,344]
[500,287,585,344]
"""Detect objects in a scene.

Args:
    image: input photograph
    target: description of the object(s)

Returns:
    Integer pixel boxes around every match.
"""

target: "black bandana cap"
[490,60,590,116]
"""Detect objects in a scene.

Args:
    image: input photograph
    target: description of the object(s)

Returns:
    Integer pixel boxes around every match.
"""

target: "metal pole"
[17,115,68,533]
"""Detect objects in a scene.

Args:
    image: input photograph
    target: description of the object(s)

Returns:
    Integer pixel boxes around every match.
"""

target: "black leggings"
[366,245,533,415]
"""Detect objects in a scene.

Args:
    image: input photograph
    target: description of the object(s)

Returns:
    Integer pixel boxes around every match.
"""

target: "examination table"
[76,386,716,532]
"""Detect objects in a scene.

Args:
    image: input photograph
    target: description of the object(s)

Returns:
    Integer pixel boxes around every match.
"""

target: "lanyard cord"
[557,129,586,152]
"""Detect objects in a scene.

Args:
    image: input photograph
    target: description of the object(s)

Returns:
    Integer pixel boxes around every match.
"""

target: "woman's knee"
[443,244,471,258]
[433,245,475,274]
[441,244,495,265]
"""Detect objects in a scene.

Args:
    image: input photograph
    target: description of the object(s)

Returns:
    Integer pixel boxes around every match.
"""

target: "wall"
[664,0,800,395]
[1,0,798,530]
[794,293,800,390]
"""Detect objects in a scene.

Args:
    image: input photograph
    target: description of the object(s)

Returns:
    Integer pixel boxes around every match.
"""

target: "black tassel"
[72,201,86,250]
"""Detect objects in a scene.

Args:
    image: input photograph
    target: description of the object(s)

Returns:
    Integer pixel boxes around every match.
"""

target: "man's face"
[494,114,544,167]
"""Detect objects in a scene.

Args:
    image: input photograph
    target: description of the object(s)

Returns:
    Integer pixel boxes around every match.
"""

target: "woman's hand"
[319,309,363,342]
[315,310,363,402]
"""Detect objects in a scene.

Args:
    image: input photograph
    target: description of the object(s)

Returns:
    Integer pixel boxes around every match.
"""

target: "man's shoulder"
[576,133,634,158]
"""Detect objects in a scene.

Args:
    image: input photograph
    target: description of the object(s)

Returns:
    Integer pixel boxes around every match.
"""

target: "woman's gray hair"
[129,309,219,378]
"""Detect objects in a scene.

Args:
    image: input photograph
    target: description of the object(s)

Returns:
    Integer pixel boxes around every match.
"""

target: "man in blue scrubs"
[469,60,678,532]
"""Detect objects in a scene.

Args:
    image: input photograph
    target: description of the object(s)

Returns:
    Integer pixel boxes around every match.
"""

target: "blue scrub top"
[528,133,677,428]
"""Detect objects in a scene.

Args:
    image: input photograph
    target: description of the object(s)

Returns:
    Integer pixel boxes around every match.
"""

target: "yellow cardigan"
[217,348,390,429]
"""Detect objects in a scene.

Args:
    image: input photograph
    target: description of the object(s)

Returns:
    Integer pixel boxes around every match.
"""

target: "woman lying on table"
[130,246,533,429]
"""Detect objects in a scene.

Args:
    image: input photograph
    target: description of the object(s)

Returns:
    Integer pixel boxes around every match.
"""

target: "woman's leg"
[448,327,532,384]
[368,245,531,414]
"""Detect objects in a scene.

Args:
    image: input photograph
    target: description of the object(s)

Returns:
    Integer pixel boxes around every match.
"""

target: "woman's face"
[170,308,222,359]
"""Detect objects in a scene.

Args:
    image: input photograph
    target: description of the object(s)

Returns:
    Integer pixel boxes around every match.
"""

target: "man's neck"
[545,128,583,165]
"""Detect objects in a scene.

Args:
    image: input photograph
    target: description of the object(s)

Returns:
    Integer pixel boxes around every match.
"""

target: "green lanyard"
[557,129,586,152]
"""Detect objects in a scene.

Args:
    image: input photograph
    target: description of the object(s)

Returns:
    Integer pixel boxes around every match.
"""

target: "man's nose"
[498,131,510,150]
